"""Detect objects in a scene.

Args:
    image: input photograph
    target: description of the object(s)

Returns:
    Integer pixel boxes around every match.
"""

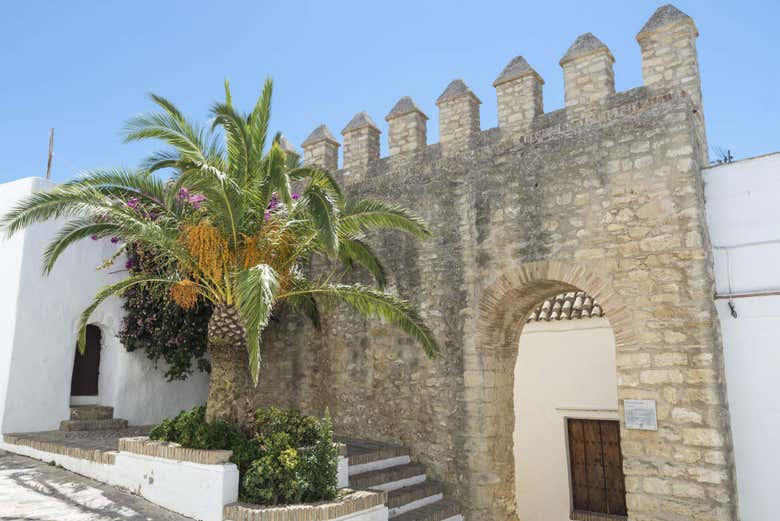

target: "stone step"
[348,447,411,476]
[348,463,427,491]
[391,499,462,521]
[388,481,444,517]
[340,437,411,476]
[69,405,114,421]
[59,418,128,431]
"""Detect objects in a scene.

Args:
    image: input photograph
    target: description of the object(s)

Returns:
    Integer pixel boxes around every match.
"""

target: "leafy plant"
[150,405,337,504]
[119,242,211,381]
[1,79,439,427]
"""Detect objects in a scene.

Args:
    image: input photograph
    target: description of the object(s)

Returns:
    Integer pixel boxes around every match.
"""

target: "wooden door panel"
[568,418,627,517]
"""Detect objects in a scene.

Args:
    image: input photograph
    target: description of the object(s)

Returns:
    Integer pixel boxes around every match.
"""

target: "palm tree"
[1,79,438,427]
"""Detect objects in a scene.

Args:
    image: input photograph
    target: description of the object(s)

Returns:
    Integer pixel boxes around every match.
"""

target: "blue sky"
[1,1,777,183]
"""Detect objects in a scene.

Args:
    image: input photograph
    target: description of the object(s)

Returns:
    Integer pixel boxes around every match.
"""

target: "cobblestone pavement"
[0,450,192,520]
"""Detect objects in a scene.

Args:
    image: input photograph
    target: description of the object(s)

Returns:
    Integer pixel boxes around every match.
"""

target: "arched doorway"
[70,324,102,401]
[462,261,635,521]
[515,292,625,520]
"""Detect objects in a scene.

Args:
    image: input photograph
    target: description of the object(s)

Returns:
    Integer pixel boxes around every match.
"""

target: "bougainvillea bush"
[118,242,211,381]
[149,405,337,505]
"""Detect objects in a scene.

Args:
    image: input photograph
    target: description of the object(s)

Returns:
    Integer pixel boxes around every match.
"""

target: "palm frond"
[211,102,250,185]
[248,78,273,160]
[259,144,291,207]
[289,167,343,205]
[42,218,120,275]
[1,186,116,237]
[234,264,279,383]
[77,274,175,354]
[340,199,431,238]
[301,184,339,255]
[280,283,439,357]
[338,237,388,289]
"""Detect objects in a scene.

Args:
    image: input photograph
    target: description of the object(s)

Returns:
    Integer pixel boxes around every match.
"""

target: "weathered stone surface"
[302,124,340,171]
[342,112,381,176]
[385,97,428,156]
[257,6,736,521]
[561,33,615,110]
[436,80,481,148]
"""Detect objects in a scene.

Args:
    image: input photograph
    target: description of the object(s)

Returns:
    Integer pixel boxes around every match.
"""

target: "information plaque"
[624,399,658,431]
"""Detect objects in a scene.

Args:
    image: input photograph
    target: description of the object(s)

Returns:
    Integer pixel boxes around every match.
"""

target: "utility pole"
[45,128,54,180]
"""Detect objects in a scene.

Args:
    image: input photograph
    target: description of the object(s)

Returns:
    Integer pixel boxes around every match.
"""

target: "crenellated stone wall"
[259,5,737,521]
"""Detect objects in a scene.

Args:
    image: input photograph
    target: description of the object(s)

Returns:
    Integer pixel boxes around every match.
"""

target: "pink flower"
[91,235,99,241]
[126,198,140,209]
[264,211,271,221]
[292,193,300,200]
[178,187,190,200]
[110,237,120,244]
[188,194,206,209]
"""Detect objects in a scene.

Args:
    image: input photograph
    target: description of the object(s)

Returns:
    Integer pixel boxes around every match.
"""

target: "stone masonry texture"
[258,5,737,521]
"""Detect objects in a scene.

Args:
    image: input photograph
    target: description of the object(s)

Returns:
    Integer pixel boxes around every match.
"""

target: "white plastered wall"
[703,152,780,521]
[514,317,618,521]
[0,177,208,433]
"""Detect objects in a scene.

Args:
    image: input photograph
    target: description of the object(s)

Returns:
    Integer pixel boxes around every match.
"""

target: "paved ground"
[6,427,152,453]
[0,450,192,521]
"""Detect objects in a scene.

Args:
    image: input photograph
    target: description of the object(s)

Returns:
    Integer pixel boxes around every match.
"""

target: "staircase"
[341,438,462,521]
[60,405,128,431]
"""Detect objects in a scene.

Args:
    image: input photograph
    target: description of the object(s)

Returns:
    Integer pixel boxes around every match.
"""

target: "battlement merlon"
[302,125,339,171]
[341,112,381,174]
[493,56,544,134]
[560,33,615,112]
[436,79,481,151]
[385,97,429,156]
[277,134,300,164]
[637,4,706,161]
[299,4,705,168]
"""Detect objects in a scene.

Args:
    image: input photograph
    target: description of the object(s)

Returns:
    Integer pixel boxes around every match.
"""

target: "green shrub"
[119,243,211,381]
[298,410,337,502]
[149,406,260,476]
[254,407,320,447]
[242,432,303,504]
[149,405,337,505]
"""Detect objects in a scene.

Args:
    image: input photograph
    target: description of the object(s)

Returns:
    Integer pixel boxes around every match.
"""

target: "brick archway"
[461,261,636,521]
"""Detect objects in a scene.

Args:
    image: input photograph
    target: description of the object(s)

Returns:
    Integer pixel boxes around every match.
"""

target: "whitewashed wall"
[0,177,208,434]
[703,152,780,521]
[513,317,618,521]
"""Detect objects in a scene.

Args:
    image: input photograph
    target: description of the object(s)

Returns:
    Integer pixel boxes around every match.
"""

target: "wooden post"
[46,128,54,180]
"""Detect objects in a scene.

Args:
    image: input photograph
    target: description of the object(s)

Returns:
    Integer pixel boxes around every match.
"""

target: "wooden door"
[70,325,101,396]
[568,418,627,518]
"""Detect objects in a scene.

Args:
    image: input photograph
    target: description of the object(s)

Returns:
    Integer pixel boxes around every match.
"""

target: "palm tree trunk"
[205,304,255,429]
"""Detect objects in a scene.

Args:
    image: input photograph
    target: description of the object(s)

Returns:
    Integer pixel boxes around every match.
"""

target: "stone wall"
[255,5,738,521]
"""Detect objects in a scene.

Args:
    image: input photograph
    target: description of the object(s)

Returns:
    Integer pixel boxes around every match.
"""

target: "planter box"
[2,434,358,521]
[117,437,239,521]
[1,434,238,521]
[224,489,387,521]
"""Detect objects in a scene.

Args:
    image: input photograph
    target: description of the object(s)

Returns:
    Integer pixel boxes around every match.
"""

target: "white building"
[0,177,208,434]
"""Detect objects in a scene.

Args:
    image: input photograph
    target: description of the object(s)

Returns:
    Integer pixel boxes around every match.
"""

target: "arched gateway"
[464,261,635,520]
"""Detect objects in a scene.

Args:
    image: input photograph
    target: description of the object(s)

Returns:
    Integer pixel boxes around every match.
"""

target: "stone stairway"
[60,405,128,431]
[341,438,462,521]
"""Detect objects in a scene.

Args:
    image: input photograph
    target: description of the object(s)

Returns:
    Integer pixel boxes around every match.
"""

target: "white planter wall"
[703,152,780,521]
[0,177,208,434]
[0,437,239,521]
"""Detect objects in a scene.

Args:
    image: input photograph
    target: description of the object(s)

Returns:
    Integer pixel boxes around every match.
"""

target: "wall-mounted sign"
[624,399,658,431]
